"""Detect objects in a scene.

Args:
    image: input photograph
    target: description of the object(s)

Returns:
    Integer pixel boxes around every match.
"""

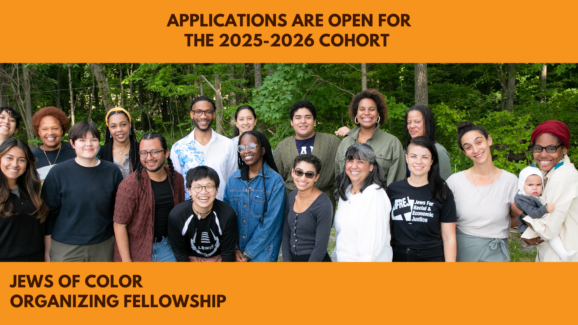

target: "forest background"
[1,63,577,175]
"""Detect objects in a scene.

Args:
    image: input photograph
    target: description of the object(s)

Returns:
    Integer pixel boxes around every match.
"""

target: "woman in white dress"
[333,143,392,262]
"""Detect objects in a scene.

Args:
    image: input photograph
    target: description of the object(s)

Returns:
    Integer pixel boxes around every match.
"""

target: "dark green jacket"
[335,126,406,187]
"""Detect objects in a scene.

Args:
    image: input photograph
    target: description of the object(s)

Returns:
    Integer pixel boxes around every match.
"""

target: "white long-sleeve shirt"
[334,184,392,262]
[170,129,238,201]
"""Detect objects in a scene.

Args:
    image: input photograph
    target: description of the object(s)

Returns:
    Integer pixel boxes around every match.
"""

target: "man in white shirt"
[170,96,237,201]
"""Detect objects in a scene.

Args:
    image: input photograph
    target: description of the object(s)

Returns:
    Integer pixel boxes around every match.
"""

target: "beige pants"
[50,236,114,262]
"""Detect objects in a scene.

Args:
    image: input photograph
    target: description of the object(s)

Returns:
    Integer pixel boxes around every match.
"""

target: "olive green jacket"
[335,126,406,187]
[274,132,341,198]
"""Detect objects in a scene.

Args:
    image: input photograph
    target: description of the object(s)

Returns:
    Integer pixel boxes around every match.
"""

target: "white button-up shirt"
[170,129,238,201]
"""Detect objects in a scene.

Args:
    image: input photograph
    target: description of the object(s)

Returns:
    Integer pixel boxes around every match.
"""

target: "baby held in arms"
[515,167,577,262]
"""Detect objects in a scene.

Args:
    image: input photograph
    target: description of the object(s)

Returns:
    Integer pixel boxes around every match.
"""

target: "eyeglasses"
[190,184,216,193]
[294,168,316,179]
[192,109,214,117]
[238,143,258,152]
[138,149,164,158]
[529,144,563,154]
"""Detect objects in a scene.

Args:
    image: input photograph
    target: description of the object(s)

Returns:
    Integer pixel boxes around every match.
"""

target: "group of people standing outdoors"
[0,87,576,262]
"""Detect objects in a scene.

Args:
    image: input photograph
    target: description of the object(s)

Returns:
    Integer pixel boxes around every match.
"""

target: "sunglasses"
[294,168,316,179]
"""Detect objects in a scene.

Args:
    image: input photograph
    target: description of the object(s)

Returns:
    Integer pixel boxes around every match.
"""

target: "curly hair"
[32,107,69,137]
[348,89,387,126]
[403,104,437,146]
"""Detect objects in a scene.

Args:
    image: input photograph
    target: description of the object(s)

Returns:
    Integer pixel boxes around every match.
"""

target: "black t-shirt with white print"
[168,199,238,262]
[388,179,456,249]
[295,134,315,155]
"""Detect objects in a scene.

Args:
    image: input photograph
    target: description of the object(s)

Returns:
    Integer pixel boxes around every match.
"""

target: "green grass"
[509,232,538,262]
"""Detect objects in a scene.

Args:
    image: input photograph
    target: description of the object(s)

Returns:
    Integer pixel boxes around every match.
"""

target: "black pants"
[0,250,44,262]
[290,251,332,262]
[392,246,445,262]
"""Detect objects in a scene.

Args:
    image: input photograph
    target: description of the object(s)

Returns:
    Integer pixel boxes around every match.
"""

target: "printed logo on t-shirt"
[299,146,313,154]
[191,230,220,257]
[391,196,435,224]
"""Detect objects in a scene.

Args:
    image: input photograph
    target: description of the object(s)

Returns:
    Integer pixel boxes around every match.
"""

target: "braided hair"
[105,110,139,172]
[137,132,175,191]
[237,130,278,225]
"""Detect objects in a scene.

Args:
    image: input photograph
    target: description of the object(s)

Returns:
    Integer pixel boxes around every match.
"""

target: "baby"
[515,166,577,262]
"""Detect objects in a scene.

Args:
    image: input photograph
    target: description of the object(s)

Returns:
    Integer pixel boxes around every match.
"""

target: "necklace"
[193,205,213,220]
[42,145,62,166]
[114,142,130,155]
[469,168,498,202]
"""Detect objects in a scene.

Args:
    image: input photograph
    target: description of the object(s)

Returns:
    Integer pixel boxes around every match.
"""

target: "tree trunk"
[229,65,237,106]
[56,65,61,108]
[214,74,224,135]
[361,63,367,91]
[506,63,517,112]
[120,67,124,107]
[90,63,115,111]
[414,63,428,106]
[129,65,134,110]
[68,64,75,125]
[88,76,94,122]
[0,64,5,107]
[254,63,262,88]
[22,64,36,148]
[540,64,547,103]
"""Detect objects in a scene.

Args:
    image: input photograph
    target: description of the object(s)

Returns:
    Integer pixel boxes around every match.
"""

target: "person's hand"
[335,126,351,137]
[546,203,555,213]
[522,237,544,246]
[235,249,247,262]
[44,253,50,262]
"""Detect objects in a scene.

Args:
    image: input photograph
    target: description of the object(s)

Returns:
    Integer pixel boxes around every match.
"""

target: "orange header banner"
[1,0,576,63]
[2,263,578,324]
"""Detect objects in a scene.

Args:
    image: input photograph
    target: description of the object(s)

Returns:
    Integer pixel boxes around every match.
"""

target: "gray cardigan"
[515,193,549,234]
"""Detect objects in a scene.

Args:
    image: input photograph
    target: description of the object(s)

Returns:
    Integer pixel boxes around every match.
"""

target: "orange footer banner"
[1,263,577,324]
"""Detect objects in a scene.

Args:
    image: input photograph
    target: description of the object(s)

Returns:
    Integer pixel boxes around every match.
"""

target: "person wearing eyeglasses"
[224,130,286,262]
[517,120,578,262]
[169,96,237,201]
[446,122,518,262]
[112,132,185,262]
[168,166,238,262]
[282,154,333,262]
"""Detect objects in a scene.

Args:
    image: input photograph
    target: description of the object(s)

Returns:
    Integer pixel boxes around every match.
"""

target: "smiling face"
[290,108,316,140]
[0,110,18,138]
[70,131,100,160]
[356,98,379,130]
[108,113,131,144]
[189,177,217,211]
[139,138,168,174]
[190,100,214,132]
[236,109,257,135]
[406,144,433,178]
[239,134,264,167]
[38,115,63,150]
[291,161,320,191]
[345,157,373,188]
[524,175,543,197]
[461,130,493,165]
[533,133,567,172]
[1,146,27,188]
[407,110,425,138]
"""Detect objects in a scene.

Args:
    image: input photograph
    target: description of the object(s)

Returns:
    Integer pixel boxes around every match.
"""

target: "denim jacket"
[224,162,286,262]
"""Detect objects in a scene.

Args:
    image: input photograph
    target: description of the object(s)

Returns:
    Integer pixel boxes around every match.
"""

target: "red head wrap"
[531,120,570,148]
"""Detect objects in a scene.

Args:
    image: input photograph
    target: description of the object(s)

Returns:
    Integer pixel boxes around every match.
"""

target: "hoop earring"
[377,116,380,124]
[355,117,359,124]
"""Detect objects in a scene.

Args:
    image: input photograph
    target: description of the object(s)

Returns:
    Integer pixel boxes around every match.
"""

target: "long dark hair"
[105,110,139,172]
[0,139,49,221]
[407,136,449,203]
[136,132,175,190]
[237,130,278,225]
[336,143,385,201]
[403,104,436,146]
[233,106,257,137]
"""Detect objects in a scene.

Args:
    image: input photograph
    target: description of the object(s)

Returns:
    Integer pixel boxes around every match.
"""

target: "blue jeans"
[151,237,177,262]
